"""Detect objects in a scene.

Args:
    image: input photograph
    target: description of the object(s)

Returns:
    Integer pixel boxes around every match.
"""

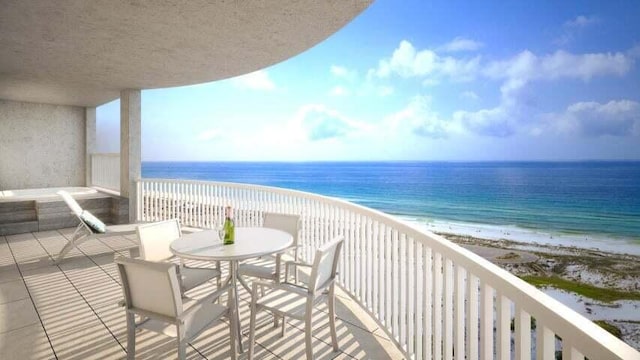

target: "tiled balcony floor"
[0,229,404,359]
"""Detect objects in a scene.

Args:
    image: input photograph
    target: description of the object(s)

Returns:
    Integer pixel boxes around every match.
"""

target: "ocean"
[143,161,640,253]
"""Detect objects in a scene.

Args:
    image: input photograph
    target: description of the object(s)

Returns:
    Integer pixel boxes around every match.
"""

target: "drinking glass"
[217,226,226,242]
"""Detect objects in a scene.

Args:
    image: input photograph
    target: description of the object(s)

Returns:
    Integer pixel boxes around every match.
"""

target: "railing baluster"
[536,323,555,360]
[415,241,423,359]
[480,282,494,360]
[385,225,392,329]
[433,252,442,359]
[407,236,415,357]
[497,293,511,360]
[562,342,584,360]
[444,258,453,360]
[455,265,465,360]
[515,305,531,360]
[367,218,373,310]
[400,233,407,348]
[467,274,479,360]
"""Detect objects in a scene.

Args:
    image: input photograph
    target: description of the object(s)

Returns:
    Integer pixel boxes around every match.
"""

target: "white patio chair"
[247,236,344,360]
[115,257,236,360]
[237,212,300,291]
[136,219,221,294]
[55,190,140,263]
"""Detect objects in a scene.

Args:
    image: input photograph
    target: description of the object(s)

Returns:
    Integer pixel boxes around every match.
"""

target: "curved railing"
[136,178,640,360]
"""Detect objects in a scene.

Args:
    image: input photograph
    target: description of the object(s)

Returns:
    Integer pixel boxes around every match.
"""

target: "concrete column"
[85,107,96,186]
[120,89,141,223]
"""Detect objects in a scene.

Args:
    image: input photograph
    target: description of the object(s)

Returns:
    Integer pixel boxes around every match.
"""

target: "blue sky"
[97,0,640,161]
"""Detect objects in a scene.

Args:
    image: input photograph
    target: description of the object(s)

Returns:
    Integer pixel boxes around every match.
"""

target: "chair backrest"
[308,236,344,294]
[263,212,300,247]
[115,257,183,318]
[57,190,83,217]
[136,219,181,262]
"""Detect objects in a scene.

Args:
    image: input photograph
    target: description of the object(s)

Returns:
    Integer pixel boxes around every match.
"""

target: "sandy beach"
[440,232,640,350]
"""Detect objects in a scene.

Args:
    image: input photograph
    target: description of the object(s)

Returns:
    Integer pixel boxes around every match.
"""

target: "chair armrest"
[285,260,312,283]
[250,279,281,296]
[285,261,312,268]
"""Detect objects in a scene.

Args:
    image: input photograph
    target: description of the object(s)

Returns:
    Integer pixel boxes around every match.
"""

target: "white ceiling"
[0,0,371,107]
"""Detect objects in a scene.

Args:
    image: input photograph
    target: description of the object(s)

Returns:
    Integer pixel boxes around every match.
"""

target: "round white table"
[170,227,293,353]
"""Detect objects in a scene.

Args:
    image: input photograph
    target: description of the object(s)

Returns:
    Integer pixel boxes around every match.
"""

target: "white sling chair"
[238,212,300,291]
[248,236,344,360]
[136,219,221,294]
[115,257,236,360]
[55,190,140,263]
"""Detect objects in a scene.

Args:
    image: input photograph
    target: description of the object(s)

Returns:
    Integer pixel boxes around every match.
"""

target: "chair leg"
[55,229,88,264]
[248,299,258,359]
[126,312,136,360]
[237,274,252,293]
[281,315,287,337]
[229,310,237,360]
[177,339,186,360]
[328,286,339,352]
[305,302,314,360]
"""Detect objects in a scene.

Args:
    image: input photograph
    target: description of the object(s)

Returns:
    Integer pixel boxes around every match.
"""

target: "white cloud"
[368,41,637,139]
[231,70,276,91]
[484,49,633,98]
[564,15,599,28]
[329,86,350,97]
[455,49,635,137]
[547,100,640,137]
[371,40,480,82]
[439,37,484,53]
[295,104,369,141]
[555,15,600,45]
[460,91,480,101]
[386,96,454,138]
[197,129,221,142]
[330,65,353,78]
[453,106,515,137]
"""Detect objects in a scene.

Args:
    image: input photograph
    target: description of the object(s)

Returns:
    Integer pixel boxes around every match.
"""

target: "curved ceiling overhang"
[0,0,372,107]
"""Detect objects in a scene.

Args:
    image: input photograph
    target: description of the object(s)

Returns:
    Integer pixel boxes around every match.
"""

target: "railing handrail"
[137,178,640,359]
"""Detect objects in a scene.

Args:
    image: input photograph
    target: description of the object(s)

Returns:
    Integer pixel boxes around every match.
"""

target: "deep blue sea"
[143,161,640,245]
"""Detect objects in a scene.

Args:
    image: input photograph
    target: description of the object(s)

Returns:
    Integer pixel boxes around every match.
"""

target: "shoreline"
[438,231,640,349]
[440,231,640,291]
[401,216,640,256]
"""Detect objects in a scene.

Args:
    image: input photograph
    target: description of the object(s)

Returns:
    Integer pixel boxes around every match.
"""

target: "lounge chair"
[55,190,140,263]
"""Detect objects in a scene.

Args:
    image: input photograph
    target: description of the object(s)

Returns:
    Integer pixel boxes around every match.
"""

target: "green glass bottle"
[223,206,235,245]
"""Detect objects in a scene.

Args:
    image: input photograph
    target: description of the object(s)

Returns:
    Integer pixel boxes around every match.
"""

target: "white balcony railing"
[91,153,120,191]
[137,178,640,360]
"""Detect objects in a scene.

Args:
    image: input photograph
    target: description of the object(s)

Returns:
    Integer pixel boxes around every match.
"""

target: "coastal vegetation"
[594,320,623,339]
[520,276,640,303]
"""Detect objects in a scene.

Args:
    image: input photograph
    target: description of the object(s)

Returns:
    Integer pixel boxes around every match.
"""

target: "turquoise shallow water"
[143,161,640,243]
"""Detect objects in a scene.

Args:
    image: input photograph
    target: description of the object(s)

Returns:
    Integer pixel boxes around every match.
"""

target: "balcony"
[0,228,402,359]
[1,178,638,359]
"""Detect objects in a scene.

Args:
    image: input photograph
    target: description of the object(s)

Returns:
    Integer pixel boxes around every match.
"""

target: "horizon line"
[140,159,640,163]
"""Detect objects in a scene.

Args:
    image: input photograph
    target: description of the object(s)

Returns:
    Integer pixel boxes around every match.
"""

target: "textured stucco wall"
[0,99,85,190]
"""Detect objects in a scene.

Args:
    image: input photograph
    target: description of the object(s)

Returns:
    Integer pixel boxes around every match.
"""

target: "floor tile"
[0,323,55,360]
[0,298,39,333]
[0,279,29,304]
